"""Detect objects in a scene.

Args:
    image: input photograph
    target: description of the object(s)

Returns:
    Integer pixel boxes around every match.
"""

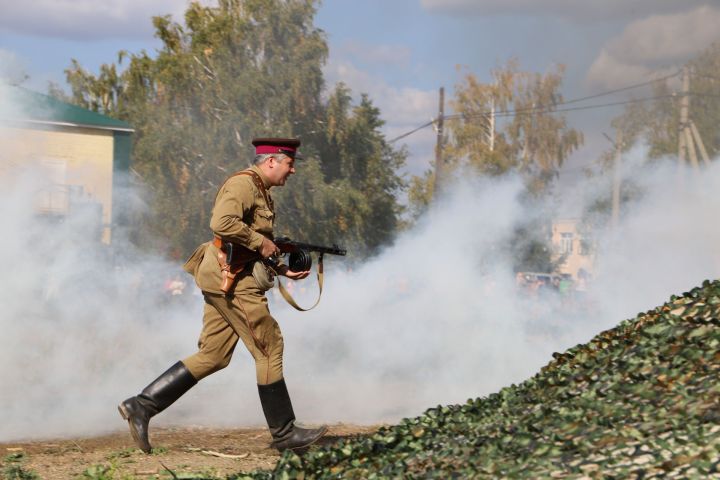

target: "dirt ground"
[0,424,380,479]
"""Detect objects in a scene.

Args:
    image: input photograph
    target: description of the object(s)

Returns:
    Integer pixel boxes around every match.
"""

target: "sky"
[2,0,720,181]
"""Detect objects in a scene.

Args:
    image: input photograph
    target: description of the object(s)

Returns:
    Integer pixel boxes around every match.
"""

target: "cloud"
[586,5,720,89]
[324,59,438,174]
[0,0,194,40]
[337,41,412,67]
[325,60,436,129]
[420,0,709,22]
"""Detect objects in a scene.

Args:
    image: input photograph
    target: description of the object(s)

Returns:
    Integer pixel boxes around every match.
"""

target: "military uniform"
[183,164,285,385]
[118,138,326,453]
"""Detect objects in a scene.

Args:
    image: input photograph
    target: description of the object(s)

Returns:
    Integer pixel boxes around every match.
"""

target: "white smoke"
[0,49,28,86]
[1,79,719,442]
[582,145,720,318]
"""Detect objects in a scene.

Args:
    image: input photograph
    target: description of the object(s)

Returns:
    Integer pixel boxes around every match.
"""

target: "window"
[35,159,69,214]
[560,232,573,254]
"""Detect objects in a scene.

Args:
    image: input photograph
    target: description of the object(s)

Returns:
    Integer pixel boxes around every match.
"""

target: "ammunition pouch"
[252,261,276,291]
[183,242,210,278]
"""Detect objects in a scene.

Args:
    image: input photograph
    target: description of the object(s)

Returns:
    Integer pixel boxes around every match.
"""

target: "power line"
[460,93,685,120]
[547,70,680,107]
[389,94,678,143]
[691,72,720,83]
[388,71,681,144]
[389,120,435,143]
[687,91,720,99]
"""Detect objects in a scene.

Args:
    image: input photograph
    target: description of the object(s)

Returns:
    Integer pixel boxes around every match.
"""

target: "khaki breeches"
[182,278,284,385]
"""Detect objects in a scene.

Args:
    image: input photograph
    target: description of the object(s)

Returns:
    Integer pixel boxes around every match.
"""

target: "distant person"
[558,274,573,306]
[537,276,553,297]
[575,268,589,305]
[166,275,186,296]
[527,276,540,297]
[118,138,326,454]
[551,276,560,292]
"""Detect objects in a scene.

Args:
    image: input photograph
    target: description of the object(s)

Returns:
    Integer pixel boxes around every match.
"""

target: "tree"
[607,42,720,163]
[408,61,583,219]
[585,42,720,234]
[406,61,582,272]
[310,86,407,255]
[56,0,406,259]
[505,64,583,193]
[445,61,518,177]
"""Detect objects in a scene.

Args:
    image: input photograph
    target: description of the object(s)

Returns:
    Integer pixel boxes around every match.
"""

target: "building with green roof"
[1,85,133,244]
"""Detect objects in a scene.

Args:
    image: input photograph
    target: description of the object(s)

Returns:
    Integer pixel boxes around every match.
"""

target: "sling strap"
[273,254,325,312]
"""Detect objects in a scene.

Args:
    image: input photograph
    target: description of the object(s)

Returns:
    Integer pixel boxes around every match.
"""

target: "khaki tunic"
[182,165,284,385]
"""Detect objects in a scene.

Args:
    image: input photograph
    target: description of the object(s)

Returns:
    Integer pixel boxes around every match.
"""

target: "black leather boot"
[118,361,197,453]
[258,378,327,451]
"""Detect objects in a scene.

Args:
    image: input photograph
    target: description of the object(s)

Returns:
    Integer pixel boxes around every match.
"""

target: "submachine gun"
[272,237,347,272]
[221,236,346,311]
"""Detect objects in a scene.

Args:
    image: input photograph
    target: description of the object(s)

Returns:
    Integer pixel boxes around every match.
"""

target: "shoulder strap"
[216,169,272,210]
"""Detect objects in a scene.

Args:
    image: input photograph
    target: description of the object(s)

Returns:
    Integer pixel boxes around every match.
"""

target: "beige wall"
[3,124,114,243]
[551,218,594,280]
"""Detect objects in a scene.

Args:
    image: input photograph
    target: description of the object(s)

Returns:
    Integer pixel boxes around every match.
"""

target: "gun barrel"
[275,238,346,256]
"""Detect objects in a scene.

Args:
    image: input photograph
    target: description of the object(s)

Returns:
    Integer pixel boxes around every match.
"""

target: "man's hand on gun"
[259,236,280,259]
[260,238,310,279]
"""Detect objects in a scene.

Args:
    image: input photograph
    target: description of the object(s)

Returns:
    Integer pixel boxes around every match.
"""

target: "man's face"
[269,154,296,186]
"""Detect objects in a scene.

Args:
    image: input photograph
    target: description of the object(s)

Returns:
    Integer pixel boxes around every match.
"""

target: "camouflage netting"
[243,280,720,479]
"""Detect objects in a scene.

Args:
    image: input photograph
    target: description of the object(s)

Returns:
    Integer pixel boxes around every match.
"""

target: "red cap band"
[255,145,297,155]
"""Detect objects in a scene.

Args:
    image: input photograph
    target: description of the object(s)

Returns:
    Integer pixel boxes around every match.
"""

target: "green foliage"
[81,464,116,480]
[105,448,135,461]
[59,0,405,259]
[2,453,40,480]
[608,41,720,164]
[276,85,407,257]
[585,40,720,233]
[505,64,583,191]
[439,60,583,196]
[243,279,720,478]
[406,168,434,221]
[407,61,581,268]
[151,446,169,455]
[82,460,219,480]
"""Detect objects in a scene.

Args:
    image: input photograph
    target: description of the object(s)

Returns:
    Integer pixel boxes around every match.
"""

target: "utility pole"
[612,130,622,229]
[433,86,445,196]
[678,66,700,169]
[488,96,495,152]
[690,120,711,166]
[678,66,689,168]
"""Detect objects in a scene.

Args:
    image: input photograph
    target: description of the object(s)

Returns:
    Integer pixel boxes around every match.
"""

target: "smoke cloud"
[1,81,719,442]
[0,49,27,86]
